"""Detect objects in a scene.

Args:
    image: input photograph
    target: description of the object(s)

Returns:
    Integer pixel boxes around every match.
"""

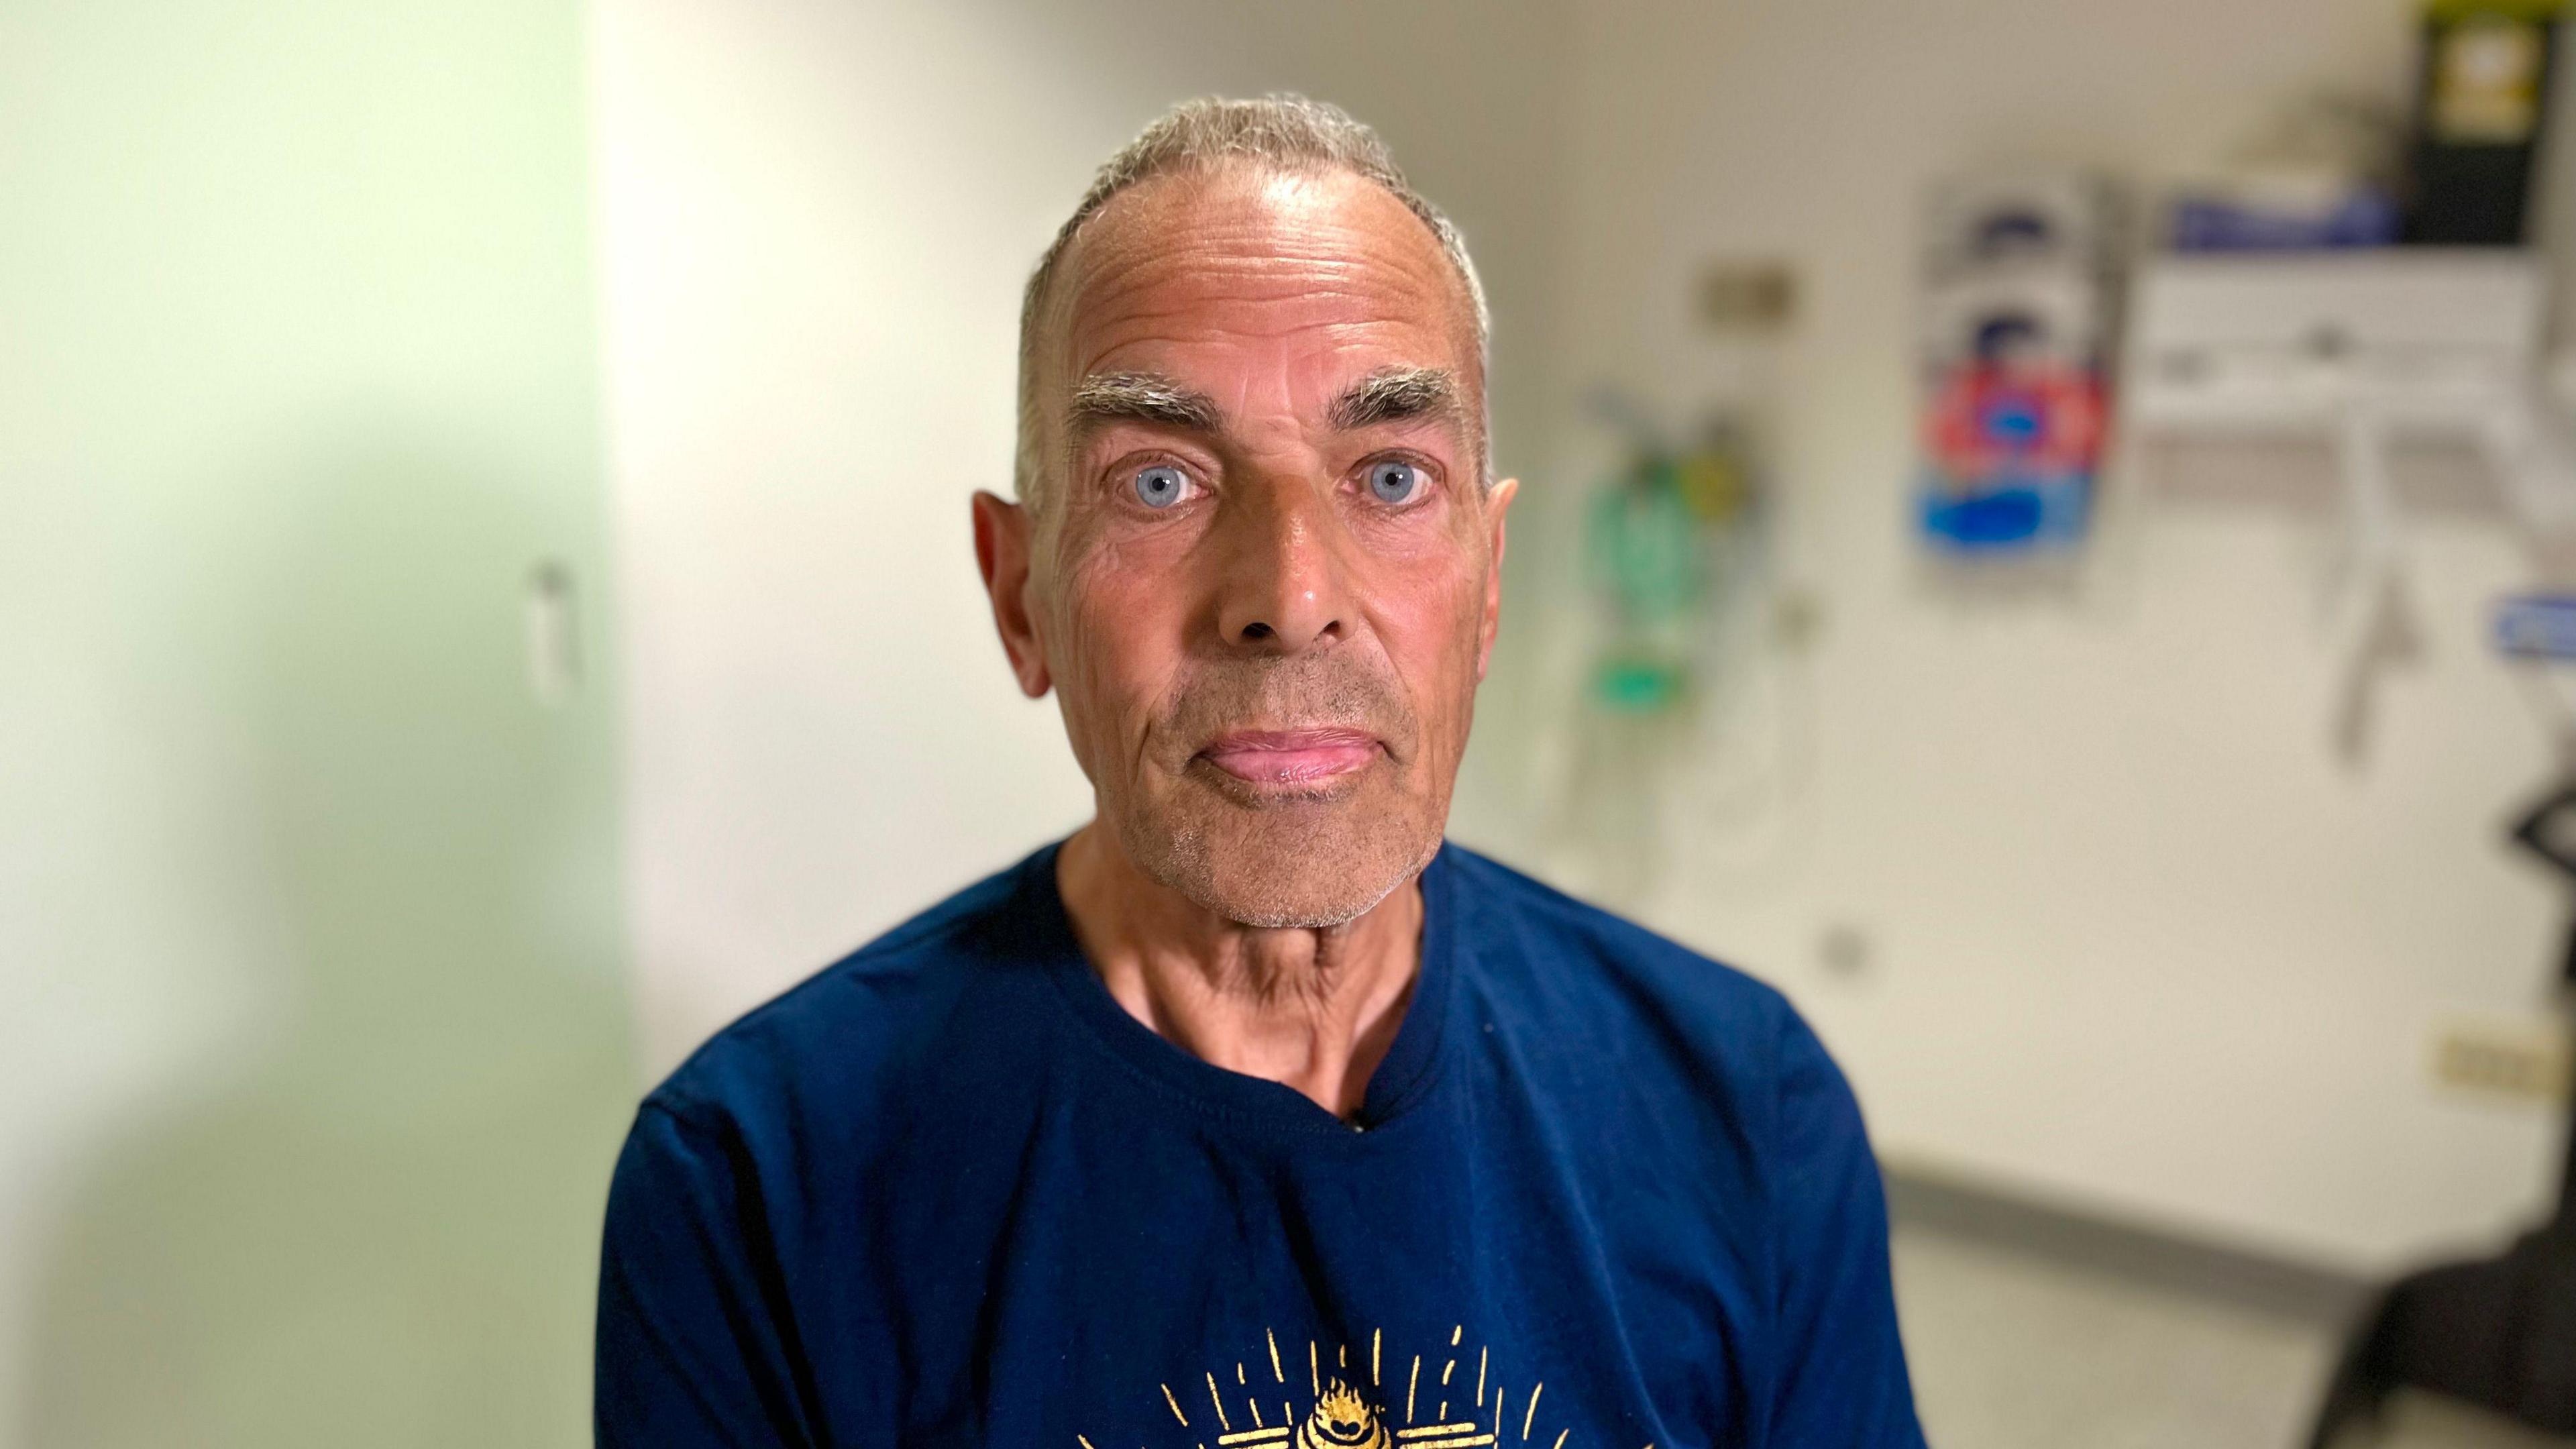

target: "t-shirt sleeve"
[1766,1008,1928,1448]
[596,1101,814,1448]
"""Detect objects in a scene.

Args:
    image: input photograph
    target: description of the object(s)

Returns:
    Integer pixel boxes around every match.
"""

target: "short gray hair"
[1014,94,1491,513]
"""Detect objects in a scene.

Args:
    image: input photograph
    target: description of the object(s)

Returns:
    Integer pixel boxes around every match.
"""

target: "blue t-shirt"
[596,841,1924,1448]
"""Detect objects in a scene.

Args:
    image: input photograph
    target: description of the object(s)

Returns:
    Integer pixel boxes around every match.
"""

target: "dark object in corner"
[2403,2,2562,245]
[2305,782,2576,1444]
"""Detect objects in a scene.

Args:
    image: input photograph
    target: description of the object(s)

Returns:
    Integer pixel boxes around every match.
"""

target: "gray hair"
[1013,94,1491,513]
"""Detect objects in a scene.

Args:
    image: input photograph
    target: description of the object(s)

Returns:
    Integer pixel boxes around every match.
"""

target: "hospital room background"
[9,0,2576,1444]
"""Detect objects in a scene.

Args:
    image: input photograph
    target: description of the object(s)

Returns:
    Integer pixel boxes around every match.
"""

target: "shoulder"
[639,845,1057,1139]
[1442,845,1884,1246]
[1440,843,1853,1131]
[1442,843,1801,1037]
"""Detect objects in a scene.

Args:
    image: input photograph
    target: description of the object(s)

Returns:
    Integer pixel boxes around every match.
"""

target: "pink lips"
[1197,728,1381,785]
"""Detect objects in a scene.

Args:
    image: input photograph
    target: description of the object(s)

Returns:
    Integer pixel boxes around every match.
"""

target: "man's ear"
[972,490,1052,698]
[1475,476,1518,682]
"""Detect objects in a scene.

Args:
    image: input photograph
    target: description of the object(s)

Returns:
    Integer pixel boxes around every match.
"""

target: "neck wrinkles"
[1054,821,1425,1120]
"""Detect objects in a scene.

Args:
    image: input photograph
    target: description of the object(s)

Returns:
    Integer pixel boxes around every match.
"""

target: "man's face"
[978,166,1515,928]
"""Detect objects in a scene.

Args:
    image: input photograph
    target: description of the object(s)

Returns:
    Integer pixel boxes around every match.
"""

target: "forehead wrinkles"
[1046,169,1477,402]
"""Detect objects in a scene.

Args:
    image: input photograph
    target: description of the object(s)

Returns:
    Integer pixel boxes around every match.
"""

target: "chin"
[1119,787,1444,929]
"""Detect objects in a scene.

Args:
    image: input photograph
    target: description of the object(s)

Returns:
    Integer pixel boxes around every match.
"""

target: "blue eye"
[1367,459,1425,504]
[1132,464,1188,508]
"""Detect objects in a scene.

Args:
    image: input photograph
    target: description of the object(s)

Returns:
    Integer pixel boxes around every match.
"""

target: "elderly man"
[597,96,1923,1448]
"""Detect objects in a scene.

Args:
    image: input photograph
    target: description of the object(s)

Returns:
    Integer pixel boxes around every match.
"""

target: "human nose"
[1214,480,1352,653]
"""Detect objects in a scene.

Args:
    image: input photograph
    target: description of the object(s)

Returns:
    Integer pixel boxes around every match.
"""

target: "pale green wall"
[1,1,635,1444]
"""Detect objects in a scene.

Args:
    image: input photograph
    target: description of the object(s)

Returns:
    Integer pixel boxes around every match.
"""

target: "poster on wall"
[1916,172,2119,554]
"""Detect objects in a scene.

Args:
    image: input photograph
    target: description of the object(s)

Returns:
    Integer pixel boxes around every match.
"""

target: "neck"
[1054,821,1426,1120]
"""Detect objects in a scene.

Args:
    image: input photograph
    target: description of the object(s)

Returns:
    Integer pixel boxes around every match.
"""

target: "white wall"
[1540,0,2571,1269]
[598,0,2575,1270]
[594,0,1572,1072]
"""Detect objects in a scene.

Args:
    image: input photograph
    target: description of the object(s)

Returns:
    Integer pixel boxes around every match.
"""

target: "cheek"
[1362,555,1490,714]
[1053,541,1193,755]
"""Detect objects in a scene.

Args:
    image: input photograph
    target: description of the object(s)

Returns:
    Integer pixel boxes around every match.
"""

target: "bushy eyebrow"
[1064,364,1466,453]
[1065,372,1222,439]
[1328,366,1463,432]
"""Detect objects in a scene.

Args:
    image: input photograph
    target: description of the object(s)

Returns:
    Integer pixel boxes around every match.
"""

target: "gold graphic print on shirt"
[1080,1324,1595,1449]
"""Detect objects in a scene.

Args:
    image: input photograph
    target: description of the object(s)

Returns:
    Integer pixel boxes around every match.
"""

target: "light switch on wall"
[525,559,580,707]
